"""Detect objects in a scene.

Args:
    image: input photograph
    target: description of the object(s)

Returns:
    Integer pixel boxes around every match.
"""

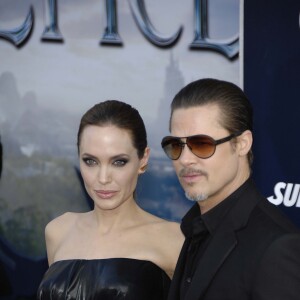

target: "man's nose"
[178,143,197,165]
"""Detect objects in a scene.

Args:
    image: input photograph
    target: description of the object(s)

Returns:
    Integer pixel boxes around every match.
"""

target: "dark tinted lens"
[162,138,182,160]
[187,135,216,158]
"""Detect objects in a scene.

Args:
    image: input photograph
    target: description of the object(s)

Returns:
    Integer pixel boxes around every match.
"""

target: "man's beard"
[179,167,209,202]
[185,191,208,202]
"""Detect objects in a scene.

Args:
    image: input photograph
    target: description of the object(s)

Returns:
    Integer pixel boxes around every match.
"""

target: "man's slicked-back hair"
[170,78,253,165]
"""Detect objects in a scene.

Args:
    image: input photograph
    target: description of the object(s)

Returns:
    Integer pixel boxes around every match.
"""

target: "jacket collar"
[168,178,264,300]
[186,178,263,299]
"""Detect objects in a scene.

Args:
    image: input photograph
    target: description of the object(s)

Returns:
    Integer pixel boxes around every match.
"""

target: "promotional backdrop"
[243,0,300,227]
[1,0,299,298]
[0,0,240,298]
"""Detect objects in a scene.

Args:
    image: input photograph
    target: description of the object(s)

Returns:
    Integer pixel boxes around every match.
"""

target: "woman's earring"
[140,164,148,173]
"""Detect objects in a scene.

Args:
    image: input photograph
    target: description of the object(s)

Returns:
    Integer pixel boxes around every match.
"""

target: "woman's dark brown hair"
[77,100,147,159]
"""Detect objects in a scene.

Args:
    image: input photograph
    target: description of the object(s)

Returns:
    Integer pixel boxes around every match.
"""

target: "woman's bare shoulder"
[140,214,184,278]
[142,213,184,242]
[46,212,78,234]
[45,211,92,248]
[144,212,180,229]
[158,219,183,240]
[45,212,87,265]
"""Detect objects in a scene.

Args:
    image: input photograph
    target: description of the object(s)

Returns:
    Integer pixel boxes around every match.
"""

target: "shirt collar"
[181,178,252,237]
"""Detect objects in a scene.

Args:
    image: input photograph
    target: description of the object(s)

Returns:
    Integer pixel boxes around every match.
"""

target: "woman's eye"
[83,158,97,166]
[113,159,128,167]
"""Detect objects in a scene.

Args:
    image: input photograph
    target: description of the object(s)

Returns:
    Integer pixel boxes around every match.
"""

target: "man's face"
[170,104,247,213]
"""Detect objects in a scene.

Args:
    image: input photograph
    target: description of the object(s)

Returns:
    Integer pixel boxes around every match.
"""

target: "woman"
[37,100,183,299]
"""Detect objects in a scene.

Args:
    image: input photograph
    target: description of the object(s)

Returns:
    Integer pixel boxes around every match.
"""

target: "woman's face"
[79,125,149,211]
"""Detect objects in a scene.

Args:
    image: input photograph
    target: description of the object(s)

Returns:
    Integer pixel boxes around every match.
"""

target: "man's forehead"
[171,104,221,121]
[170,104,224,135]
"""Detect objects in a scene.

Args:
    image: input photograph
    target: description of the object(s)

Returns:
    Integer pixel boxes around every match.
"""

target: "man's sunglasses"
[161,132,242,160]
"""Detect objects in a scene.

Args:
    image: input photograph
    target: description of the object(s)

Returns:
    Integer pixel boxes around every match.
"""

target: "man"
[161,78,300,299]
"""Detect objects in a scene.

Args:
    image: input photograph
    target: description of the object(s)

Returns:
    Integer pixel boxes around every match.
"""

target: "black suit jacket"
[168,180,300,300]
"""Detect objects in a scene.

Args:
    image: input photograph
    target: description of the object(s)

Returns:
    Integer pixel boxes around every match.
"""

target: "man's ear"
[237,130,253,157]
[138,147,150,174]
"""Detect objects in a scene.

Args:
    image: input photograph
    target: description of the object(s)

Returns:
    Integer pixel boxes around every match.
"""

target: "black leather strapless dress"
[37,258,171,299]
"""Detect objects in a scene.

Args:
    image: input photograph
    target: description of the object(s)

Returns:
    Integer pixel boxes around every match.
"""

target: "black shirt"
[179,182,245,299]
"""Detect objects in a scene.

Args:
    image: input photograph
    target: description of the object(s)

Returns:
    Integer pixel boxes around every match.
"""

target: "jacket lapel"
[184,179,263,299]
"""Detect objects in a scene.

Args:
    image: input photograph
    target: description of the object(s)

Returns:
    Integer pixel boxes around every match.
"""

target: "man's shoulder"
[254,198,299,233]
[236,197,300,250]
